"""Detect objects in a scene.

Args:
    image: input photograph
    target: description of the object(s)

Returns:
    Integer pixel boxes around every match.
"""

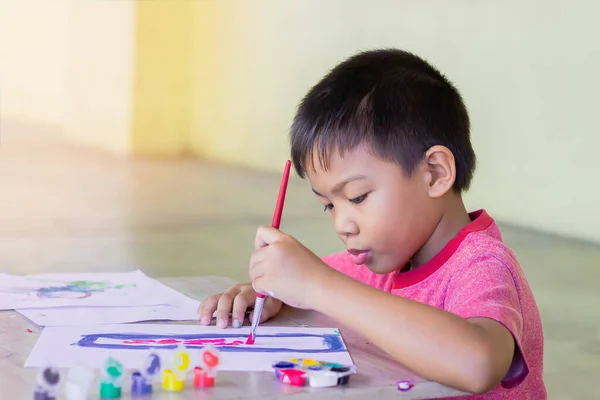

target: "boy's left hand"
[249,225,330,310]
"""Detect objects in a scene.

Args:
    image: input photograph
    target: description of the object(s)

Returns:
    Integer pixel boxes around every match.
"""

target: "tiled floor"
[2,123,599,398]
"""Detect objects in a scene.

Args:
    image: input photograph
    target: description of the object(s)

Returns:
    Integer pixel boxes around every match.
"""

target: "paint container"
[34,365,61,400]
[330,367,351,385]
[65,366,94,400]
[163,345,190,391]
[99,382,121,399]
[272,358,356,388]
[33,388,53,400]
[301,359,321,367]
[99,357,124,399]
[162,369,184,391]
[131,352,161,396]
[193,367,215,388]
[143,353,161,377]
[131,372,152,396]
[278,369,306,386]
[308,371,339,388]
[194,344,220,388]
[272,361,296,379]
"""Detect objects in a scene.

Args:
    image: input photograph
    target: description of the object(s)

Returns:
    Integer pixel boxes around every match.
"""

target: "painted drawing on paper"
[9,279,134,300]
[71,332,346,353]
[0,270,178,310]
[25,324,355,372]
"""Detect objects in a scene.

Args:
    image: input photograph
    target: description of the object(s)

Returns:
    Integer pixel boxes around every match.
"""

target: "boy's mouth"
[347,249,371,265]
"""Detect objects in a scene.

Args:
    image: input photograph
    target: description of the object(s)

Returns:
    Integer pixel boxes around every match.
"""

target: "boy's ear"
[423,145,456,198]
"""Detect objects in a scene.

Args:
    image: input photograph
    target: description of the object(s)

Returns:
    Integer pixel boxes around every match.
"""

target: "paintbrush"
[246,160,291,345]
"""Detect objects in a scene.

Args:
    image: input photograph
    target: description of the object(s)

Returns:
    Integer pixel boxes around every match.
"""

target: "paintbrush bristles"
[245,333,255,345]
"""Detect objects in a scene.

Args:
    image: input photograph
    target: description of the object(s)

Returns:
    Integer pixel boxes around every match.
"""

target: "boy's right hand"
[197,283,283,329]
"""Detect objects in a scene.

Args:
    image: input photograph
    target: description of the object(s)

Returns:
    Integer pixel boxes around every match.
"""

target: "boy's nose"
[334,214,359,237]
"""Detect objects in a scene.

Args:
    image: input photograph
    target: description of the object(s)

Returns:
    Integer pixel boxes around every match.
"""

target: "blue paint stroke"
[35,281,132,299]
[71,332,346,353]
[4,280,134,300]
[35,285,99,299]
[2,286,97,300]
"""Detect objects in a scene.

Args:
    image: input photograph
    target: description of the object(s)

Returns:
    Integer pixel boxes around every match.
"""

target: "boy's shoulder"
[456,210,520,267]
[390,209,524,291]
[445,209,523,280]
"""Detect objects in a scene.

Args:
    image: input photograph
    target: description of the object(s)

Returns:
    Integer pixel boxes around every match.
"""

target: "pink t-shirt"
[322,210,546,399]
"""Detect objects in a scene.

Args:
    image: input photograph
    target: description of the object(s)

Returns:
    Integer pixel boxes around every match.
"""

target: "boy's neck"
[411,194,472,269]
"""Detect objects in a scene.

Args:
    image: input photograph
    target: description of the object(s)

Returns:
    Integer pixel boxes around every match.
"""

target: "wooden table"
[0,276,467,399]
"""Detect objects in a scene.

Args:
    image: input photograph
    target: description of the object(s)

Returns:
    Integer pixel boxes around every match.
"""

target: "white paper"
[0,270,180,310]
[25,324,354,372]
[17,301,200,327]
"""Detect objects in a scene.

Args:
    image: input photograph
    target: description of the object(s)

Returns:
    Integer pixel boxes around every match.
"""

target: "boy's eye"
[323,203,334,212]
[349,194,368,204]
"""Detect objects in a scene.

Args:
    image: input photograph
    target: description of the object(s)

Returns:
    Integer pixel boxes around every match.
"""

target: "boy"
[197,49,546,398]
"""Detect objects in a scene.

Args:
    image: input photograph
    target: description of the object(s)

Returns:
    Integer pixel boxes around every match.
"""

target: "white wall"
[0,0,135,154]
[191,0,600,243]
[453,0,600,243]
[0,0,70,127]
[65,0,135,155]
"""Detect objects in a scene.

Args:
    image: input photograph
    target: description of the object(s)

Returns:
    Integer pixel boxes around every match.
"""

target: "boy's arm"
[311,268,515,394]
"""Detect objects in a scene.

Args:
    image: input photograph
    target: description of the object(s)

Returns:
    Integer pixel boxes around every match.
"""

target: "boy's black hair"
[290,48,476,191]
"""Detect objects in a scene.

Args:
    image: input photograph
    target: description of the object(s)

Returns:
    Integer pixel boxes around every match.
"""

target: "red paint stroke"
[122,338,245,346]
[26,329,33,333]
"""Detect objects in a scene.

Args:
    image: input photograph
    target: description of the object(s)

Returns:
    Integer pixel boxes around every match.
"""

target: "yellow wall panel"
[131,0,196,156]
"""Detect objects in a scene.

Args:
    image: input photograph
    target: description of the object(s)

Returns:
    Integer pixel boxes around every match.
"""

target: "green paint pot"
[100,381,121,398]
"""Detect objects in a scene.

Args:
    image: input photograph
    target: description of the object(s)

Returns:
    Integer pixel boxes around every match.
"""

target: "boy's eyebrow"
[311,174,367,197]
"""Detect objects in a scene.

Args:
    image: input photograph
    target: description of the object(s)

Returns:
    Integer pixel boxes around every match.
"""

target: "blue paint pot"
[273,361,296,369]
[272,361,296,379]
[131,372,152,395]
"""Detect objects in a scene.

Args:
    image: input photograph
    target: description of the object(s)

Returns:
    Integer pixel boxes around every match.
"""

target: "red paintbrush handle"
[271,160,291,229]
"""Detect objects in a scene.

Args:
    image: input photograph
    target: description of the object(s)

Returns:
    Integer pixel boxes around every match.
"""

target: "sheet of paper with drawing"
[25,324,354,372]
[0,270,180,310]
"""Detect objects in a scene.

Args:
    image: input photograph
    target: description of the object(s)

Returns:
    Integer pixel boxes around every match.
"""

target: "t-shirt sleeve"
[444,258,529,388]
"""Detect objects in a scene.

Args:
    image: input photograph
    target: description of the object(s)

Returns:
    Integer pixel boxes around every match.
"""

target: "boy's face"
[307,144,439,274]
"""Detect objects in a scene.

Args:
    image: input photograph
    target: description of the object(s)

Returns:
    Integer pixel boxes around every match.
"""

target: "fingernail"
[232,319,242,328]
[217,318,226,328]
[200,317,210,325]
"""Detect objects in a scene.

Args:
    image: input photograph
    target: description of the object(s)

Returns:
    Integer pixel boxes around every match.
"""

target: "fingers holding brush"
[248,297,283,324]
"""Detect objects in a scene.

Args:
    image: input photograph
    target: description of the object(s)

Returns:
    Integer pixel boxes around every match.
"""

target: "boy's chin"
[364,256,409,275]
[364,260,399,275]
